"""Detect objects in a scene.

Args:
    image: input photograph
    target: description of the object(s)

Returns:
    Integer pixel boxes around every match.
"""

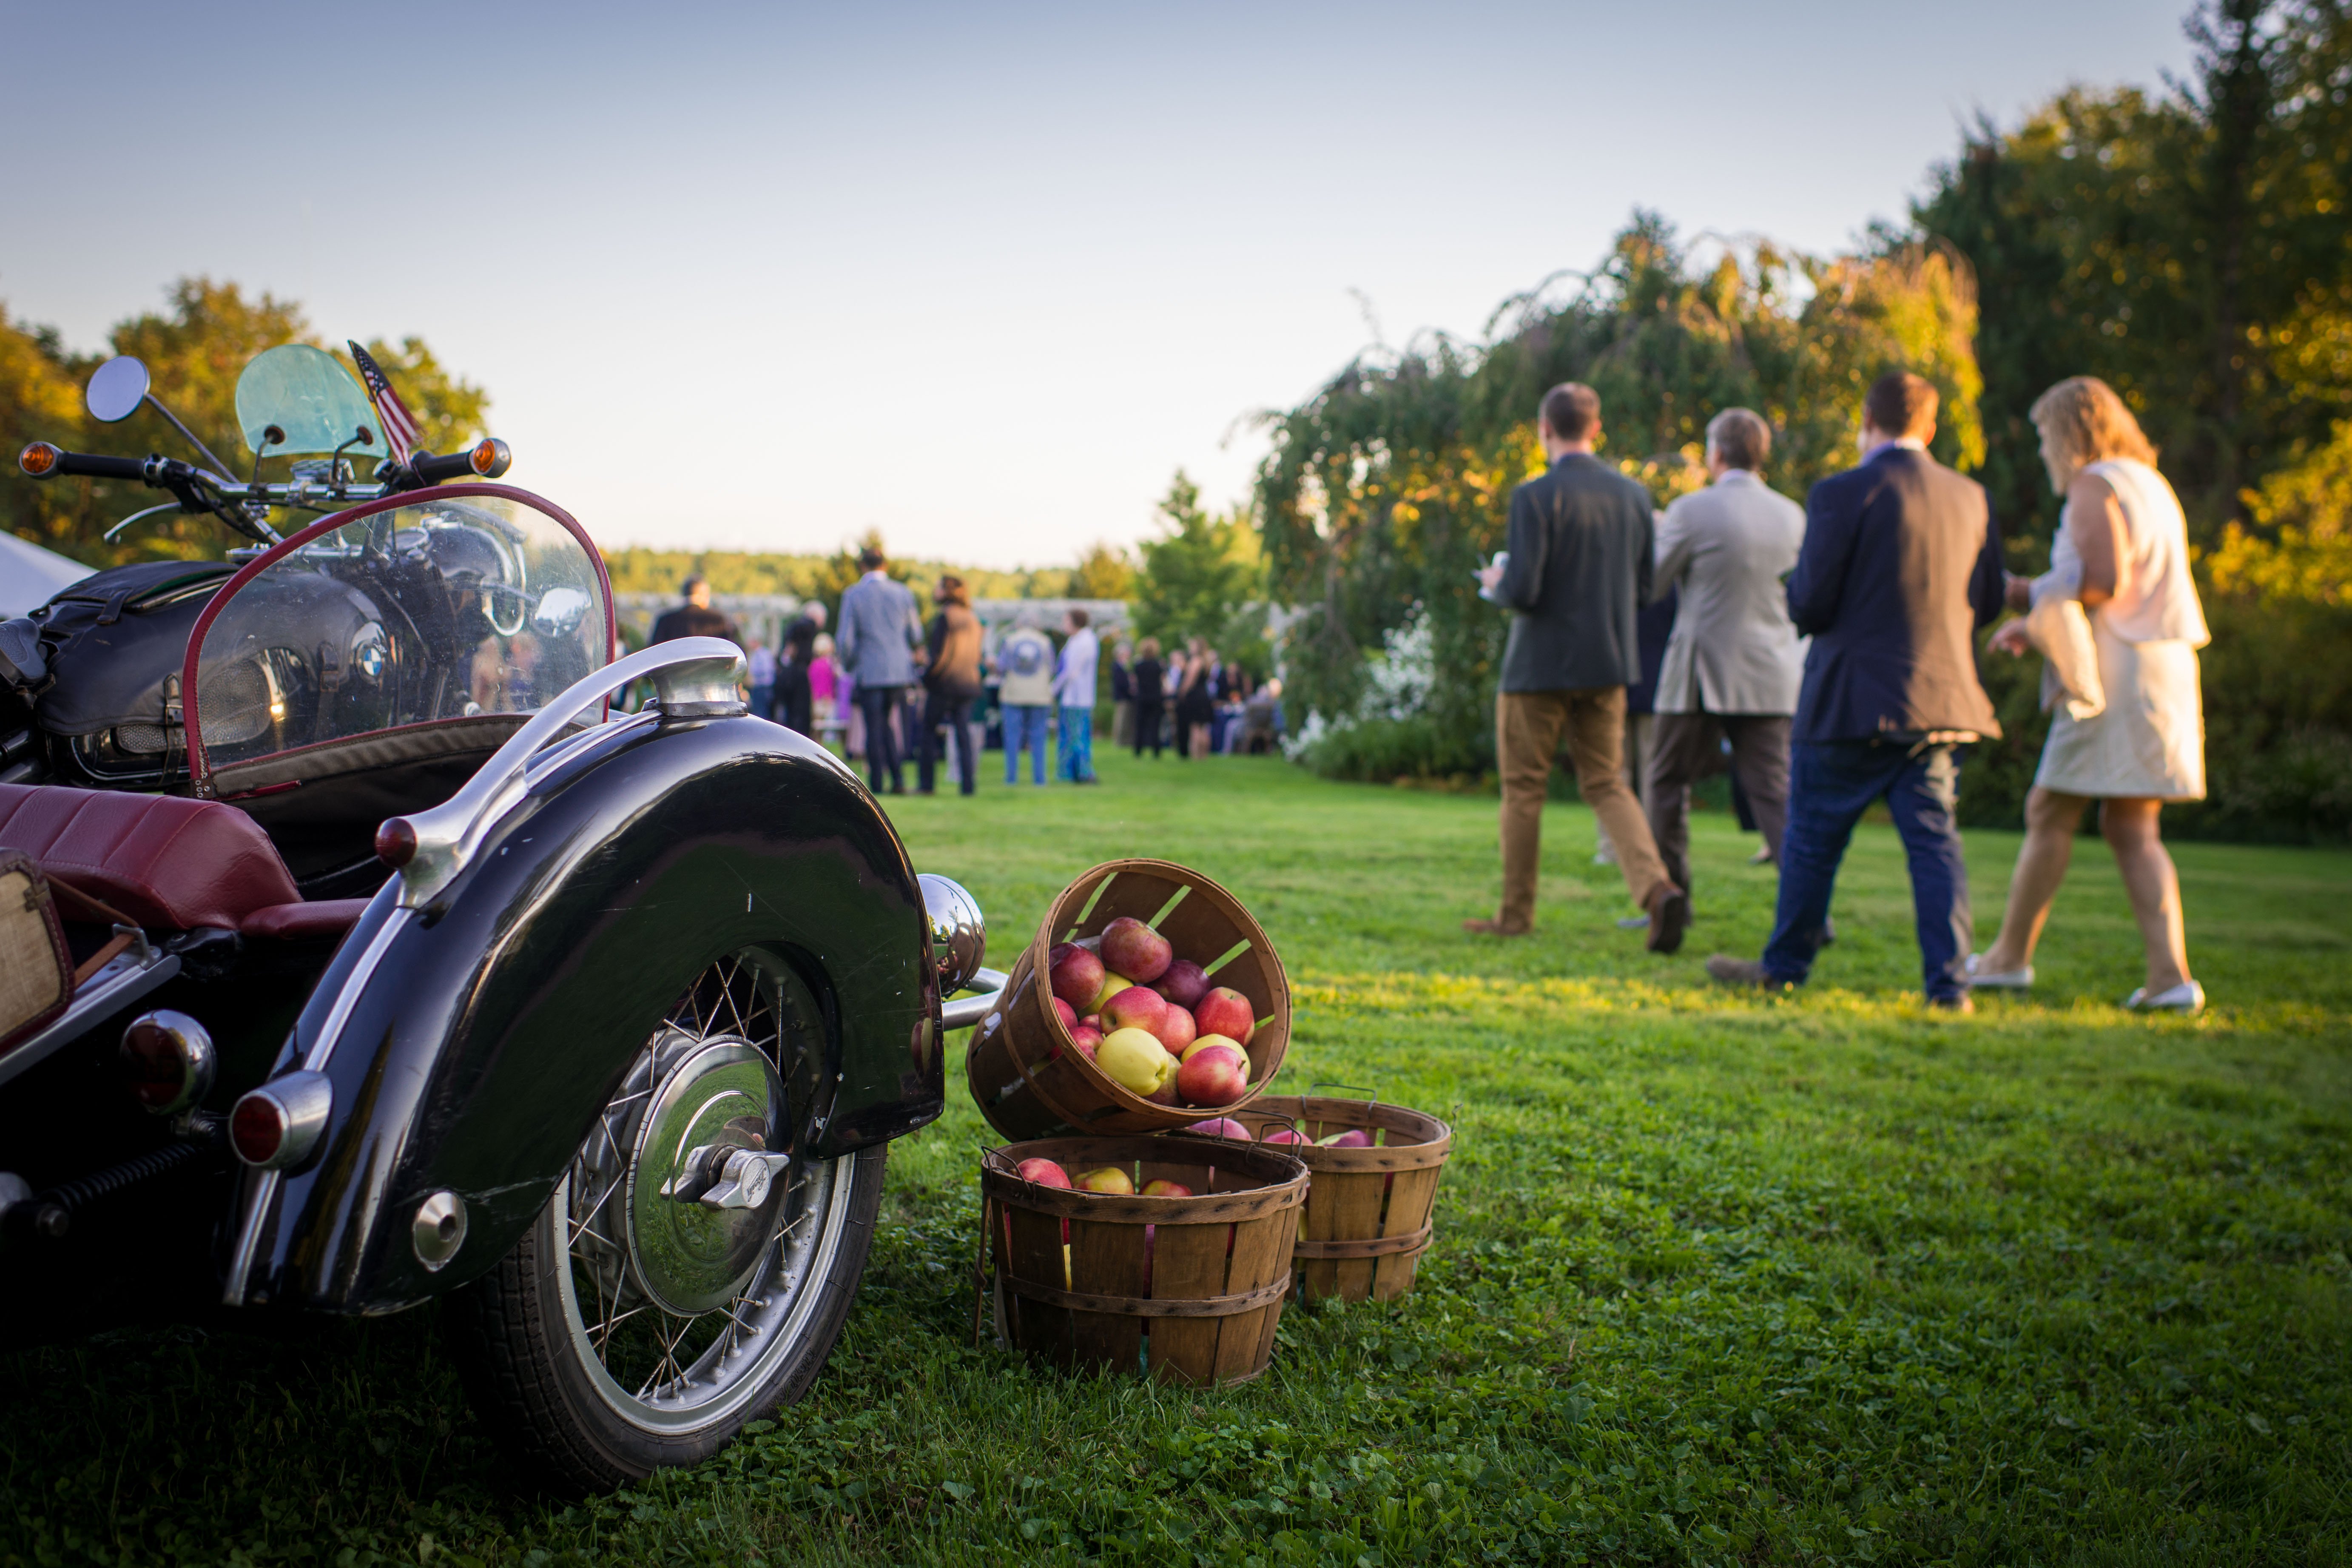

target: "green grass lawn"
[6,750,2349,1565]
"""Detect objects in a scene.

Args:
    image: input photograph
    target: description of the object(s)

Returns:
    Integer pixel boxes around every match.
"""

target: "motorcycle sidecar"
[0,486,1000,1492]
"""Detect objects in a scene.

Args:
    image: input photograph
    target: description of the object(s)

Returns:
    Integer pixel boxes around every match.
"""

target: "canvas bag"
[0,851,74,1053]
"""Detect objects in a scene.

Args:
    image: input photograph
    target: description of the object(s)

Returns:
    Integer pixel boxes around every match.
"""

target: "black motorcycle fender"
[228,714,943,1315]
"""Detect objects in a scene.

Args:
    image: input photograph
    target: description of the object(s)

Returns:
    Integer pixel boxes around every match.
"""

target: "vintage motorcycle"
[0,345,1002,1490]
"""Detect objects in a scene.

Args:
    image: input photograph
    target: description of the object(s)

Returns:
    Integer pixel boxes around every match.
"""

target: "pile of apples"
[1185,1116,1375,1151]
[1047,916,1258,1109]
[1012,1157,1191,1198]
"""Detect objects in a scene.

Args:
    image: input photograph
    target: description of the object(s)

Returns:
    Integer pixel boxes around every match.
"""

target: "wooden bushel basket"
[1184,1095,1453,1303]
[978,1136,1308,1385]
[965,859,1290,1141]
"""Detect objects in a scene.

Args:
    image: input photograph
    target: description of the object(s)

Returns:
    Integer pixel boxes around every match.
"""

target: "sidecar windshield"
[235,344,384,457]
[191,493,612,785]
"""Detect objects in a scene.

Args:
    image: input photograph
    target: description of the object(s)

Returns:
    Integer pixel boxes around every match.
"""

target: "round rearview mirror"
[532,586,591,637]
[85,356,151,424]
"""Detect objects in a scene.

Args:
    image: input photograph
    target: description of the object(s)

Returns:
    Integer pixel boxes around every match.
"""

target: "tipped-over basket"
[979,1136,1308,1384]
[1178,1094,1452,1303]
[964,858,1290,1141]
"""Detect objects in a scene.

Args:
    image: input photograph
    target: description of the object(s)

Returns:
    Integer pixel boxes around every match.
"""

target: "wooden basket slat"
[1144,1220,1230,1381]
[1379,1165,1443,1297]
[1002,1204,1071,1362]
[1215,1211,1293,1383]
[1068,1217,1149,1371]
[1323,1170,1389,1302]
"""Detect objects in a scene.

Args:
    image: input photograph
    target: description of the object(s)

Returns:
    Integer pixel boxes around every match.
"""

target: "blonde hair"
[2029,376,2158,491]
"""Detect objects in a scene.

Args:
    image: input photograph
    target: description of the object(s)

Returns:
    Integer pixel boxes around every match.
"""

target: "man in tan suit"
[1644,408,1807,905]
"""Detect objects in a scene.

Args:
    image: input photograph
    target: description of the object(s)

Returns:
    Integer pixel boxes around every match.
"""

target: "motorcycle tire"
[444,950,888,1493]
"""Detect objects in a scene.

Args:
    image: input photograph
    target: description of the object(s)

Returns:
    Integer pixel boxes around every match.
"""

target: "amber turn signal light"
[19,442,61,478]
[375,817,418,867]
[468,437,512,478]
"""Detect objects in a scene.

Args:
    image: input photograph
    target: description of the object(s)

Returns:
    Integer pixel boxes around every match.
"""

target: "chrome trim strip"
[0,950,181,1092]
[222,898,411,1306]
[301,907,411,1073]
[221,1169,281,1306]
[390,637,745,909]
[941,967,1009,1033]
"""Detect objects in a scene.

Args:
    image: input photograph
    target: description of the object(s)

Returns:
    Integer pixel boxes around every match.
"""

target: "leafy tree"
[1257,215,1981,777]
[1913,0,2352,549]
[1069,541,1135,600]
[1132,472,1268,667]
[2,278,489,566]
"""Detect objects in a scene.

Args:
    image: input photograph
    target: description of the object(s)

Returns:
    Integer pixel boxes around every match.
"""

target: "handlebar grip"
[408,438,512,486]
[18,444,151,483]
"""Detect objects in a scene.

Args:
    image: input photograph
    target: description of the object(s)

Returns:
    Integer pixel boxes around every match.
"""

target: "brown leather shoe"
[1463,916,1532,937]
[1644,883,1690,954]
[1705,954,1773,988]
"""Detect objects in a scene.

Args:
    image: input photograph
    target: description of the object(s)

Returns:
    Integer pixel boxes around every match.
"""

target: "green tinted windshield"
[235,344,380,456]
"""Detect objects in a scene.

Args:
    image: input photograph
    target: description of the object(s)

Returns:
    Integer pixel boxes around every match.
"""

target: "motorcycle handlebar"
[19,444,151,483]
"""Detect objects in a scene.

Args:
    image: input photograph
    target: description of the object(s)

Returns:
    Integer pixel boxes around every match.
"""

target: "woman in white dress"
[1971,377,2210,1011]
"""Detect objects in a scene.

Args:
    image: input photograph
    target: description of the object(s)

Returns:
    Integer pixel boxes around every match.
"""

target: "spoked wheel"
[446,949,886,1492]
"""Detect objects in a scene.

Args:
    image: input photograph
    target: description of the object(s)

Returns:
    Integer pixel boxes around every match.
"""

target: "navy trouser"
[1762,740,1973,1003]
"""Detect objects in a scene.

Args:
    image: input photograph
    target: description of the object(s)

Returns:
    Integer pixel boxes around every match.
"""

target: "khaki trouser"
[1496,686,1672,931]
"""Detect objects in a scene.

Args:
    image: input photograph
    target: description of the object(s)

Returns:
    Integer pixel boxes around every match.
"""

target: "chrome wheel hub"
[555,950,853,1431]
[626,1034,784,1314]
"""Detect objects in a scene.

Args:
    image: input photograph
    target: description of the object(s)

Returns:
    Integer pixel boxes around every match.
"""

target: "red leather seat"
[0,783,362,939]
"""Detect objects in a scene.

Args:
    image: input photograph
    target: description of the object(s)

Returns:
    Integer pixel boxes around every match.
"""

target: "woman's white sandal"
[2124,981,2205,1013]
[1965,953,2034,990]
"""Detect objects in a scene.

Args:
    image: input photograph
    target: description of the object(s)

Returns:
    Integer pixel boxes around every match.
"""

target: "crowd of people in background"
[649,543,1281,797]
[1474,371,2210,1016]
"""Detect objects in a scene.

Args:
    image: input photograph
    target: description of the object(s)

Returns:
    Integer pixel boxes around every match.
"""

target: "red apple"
[1175,1042,1249,1107]
[1193,987,1255,1046]
[1147,1079,1179,1106]
[1317,1128,1374,1149]
[1102,985,1170,1037]
[1017,1157,1072,1189]
[1154,1003,1197,1056]
[1098,917,1173,983]
[1079,1013,1102,1030]
[1260,1125,1308,1146]
[1049,943,1105,1011]
[1052,996,1077,1030]
[1068,1024,1102,1058]
[1153,959,1210,1009]
[1141,1178,1192,1197]
[1185,1116,1251,1141]
[1075,1166,1134,1195]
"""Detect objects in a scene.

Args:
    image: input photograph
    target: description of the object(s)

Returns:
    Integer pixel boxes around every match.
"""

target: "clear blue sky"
[3,1,2191,568]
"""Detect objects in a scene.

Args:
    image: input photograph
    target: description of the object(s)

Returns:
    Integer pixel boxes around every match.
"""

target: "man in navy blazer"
[1706,372,2003,1010]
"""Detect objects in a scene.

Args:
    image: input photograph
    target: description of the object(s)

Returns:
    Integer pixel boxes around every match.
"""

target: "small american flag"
[347,340,420,465]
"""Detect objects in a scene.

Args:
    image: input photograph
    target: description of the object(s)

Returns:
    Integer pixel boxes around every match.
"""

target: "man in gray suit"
[1470,383,1689,953]
[836,545,924,795]
[1645,407,1807,904]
